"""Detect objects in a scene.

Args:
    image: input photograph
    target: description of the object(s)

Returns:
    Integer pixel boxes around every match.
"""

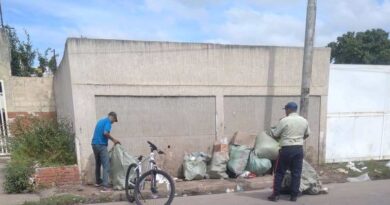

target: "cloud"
[210,7,305,46]
[3,0,390,59]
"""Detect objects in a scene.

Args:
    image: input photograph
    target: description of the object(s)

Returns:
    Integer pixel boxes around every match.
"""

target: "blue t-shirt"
[91,117,112,145]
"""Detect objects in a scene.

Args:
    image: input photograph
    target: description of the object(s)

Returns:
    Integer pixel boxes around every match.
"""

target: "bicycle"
[125,141,175,205]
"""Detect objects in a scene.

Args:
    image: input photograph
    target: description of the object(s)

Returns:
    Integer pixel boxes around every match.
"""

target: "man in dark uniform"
[268,102,310,202]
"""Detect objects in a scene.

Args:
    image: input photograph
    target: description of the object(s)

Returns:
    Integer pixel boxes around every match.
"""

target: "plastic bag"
[227,145,251,176]
[254,132,280,160]
[246,151,272,176]
[109,144,137,190]
[183,152,210,181]
[281,160,324,195]
[209,152,229,179]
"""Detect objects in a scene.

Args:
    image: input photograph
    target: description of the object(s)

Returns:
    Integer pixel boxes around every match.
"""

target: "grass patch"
[23,194,86,205]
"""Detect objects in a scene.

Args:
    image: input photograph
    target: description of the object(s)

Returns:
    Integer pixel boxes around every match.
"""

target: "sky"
[2,0,390,59]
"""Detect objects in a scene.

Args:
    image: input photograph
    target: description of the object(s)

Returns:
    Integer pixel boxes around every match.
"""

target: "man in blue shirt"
[91,111,120,192]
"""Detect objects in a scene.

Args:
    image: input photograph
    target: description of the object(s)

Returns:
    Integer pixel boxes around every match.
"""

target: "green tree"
[327,29,390,64]
[37,48,58,77]
[4,25,57,77]
[4,25,22,76]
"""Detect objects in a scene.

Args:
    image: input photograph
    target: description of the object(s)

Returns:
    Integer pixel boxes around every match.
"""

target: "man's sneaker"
[94,183,102,187]
[290,196,298,202]
[267,194,280,202]
[100,187,113,193]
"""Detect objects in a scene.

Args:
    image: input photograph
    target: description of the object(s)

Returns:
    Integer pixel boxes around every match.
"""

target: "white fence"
[326,65,390,162]
[0,80,9,156]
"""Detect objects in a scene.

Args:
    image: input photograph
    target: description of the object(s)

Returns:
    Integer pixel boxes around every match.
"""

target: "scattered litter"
[357,162,365,166]
[238,171,251,178]
[319,187,329,194]
[386,161,390,168]
[236,185,244,192]
[361,167,368,170]
[374,169,383,174]
[336,168,349,174]
[346,162,362,173]
[226,188,234,193]
[347,173,371,182]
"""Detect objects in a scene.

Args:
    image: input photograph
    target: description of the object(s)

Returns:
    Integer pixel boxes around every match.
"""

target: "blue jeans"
[92,144,110,187]
[273,145,304,197]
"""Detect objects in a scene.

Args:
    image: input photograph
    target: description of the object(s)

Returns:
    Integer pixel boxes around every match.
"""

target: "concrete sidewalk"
[89,179,390,205]
[0,162,40,205]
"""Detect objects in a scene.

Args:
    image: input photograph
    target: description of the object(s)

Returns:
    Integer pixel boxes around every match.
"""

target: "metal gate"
[0,80,9,155]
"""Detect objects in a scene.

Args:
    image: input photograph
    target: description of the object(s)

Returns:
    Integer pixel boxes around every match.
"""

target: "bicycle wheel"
[125,163,139,203]
[134,169,175,205]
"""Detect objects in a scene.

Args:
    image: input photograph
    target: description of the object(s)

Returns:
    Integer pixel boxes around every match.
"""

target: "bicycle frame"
[134,151,158,176]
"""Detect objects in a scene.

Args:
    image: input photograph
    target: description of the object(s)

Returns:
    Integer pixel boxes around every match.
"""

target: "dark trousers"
[92,144,110,187]
[273,145,304,197]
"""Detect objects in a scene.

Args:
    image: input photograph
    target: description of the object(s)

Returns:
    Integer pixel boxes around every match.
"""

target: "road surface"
[90,179,390,205]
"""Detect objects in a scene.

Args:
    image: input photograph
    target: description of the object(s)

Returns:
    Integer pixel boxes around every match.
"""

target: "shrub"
[10,117,77,166]
[3,160,34,193]
[4,116,77,193]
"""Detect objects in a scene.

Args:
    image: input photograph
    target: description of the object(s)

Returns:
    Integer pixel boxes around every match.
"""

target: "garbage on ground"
[254,132,280,160]
[209,138,229,179]
[227,145,251,177]
[109,144,137,190]
[231,131,257,148]
[246,151,272,176]
[238,171,255,179]
[225,188,235,193]
[347,173,371,182]
[336,168,349,174]
[361,167,368,170]
[386,161,390,168]
[346,161,362,173]
[281,160,325,195]
[183,152,210,181]
[374,169,383,174]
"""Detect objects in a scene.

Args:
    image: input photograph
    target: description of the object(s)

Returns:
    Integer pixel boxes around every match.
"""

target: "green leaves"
[10,118,77,167]
[4,25,57,77]
[327,29,390,65]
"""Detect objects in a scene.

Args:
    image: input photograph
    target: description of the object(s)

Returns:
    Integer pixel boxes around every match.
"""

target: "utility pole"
[0,0,4,28]
[300,0,317,119]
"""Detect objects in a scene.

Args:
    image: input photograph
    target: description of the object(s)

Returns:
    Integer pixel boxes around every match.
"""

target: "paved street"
[91,179,390,205]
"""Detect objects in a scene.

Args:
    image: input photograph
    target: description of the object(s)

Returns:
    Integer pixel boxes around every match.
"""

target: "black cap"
[108,111,118,122]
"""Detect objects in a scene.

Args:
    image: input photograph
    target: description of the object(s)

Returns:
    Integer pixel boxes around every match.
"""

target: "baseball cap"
[283,102,298,111]
[108,111,118,122]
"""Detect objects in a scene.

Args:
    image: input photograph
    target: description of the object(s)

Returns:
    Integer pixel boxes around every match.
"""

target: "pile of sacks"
[182,131,325,195]
[183,131,279,180]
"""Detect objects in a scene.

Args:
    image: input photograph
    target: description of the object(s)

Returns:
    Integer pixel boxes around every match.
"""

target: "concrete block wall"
[0,29,56,123]
[56,38,331,182]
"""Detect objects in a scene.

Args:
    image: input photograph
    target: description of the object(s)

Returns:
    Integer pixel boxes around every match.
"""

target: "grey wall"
[55,38,330,181]
[0,29,56,122]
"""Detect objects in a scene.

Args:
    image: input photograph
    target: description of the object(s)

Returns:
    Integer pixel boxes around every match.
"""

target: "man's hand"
[113,139,121,145]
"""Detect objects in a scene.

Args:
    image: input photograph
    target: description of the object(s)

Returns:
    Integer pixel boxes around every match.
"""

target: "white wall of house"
[326,64,390,162]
